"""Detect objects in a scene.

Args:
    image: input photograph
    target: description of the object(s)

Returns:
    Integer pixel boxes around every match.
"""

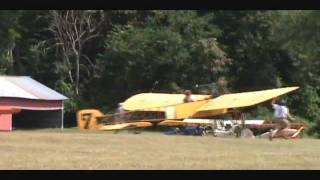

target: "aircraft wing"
[196,86,299,112]
[122,93,211,111]
[120,86,299,121]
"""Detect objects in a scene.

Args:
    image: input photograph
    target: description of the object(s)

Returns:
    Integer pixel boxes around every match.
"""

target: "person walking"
[269,97,295,140]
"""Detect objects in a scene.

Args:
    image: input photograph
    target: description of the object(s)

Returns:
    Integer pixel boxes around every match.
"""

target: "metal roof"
[0,76,68,100]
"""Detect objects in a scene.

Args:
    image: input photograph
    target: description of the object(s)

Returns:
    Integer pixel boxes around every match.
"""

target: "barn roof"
[0,76,68,100]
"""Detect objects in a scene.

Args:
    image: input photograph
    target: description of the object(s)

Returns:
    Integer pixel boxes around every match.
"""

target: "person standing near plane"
[116,103,127,122]
[269,97,295,140]
[183,90,196,103]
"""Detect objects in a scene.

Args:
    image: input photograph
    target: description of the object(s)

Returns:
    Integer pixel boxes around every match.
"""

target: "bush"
[245,105,273,121]
[293,86,320,137]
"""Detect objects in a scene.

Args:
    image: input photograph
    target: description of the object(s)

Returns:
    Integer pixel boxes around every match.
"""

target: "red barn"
[0,76,68,131]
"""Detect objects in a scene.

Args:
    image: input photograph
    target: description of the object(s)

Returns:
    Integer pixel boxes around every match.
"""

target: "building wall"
[0,98,62,110]
[0,114,12,131]
[13,110,62,129]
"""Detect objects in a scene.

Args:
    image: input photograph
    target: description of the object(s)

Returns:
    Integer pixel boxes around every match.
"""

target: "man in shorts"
[269,97,295,140]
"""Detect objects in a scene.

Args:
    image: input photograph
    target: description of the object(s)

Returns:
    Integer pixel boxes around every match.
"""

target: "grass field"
[0,128,319,170]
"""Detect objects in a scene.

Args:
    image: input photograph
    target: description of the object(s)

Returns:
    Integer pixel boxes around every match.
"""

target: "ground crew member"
[269,97,295,140]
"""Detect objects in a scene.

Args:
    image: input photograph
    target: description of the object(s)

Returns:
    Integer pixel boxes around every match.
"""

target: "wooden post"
[61,102,64,129]
[239,111,245,129]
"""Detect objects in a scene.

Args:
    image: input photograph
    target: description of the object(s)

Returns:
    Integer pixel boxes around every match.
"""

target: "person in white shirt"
[116,103,126,121]
[269,97,295,140]
[183,90,196,103]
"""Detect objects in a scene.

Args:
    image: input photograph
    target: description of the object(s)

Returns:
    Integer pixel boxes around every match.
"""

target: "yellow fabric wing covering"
[169,100,210,119]
[197,86,299,112]
[122,93,211,111]
[121,86,298,120]
[99,122,153,130]
[192,109,228,118]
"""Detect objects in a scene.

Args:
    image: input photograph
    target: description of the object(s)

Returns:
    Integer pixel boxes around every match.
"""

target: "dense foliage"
[1,10,320,136]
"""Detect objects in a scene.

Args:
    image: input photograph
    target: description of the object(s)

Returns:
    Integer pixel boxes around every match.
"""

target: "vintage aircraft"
[77,86,306,138]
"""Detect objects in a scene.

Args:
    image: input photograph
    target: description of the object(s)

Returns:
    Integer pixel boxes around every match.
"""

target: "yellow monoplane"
[77,86,301,132]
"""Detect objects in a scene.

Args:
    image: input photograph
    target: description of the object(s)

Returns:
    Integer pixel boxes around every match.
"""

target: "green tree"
[214,11,289,91]
[0,11,22,74]
[272,11,320,136]
[97,11,231,106]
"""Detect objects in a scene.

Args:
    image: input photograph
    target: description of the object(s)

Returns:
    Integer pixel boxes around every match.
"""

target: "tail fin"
[77,109,104,130]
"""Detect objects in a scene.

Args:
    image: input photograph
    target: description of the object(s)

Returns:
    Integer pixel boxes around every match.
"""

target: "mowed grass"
[0,129,319,170]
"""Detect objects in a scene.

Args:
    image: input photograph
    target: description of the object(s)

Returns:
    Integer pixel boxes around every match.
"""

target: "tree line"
[1,10,320,137]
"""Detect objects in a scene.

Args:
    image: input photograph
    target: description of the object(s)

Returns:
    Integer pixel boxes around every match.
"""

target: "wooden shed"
[0,76,68,131]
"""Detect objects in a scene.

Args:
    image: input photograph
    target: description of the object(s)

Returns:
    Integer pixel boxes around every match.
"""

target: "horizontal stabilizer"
[100,122,153,130]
